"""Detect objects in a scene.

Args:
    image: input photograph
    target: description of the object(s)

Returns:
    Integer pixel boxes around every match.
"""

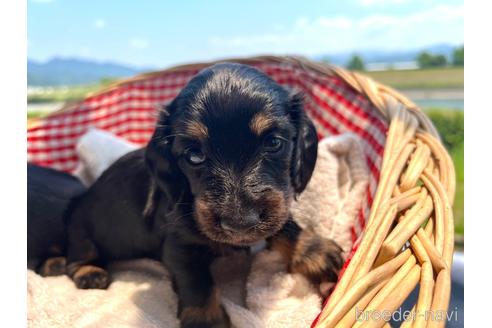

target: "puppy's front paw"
[39,256,67,276]
[72,265,110,289]
[180,288,230,328]
[290,228,344,296]
[180,306,230,328]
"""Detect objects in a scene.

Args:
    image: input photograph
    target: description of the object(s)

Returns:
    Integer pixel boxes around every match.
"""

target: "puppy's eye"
[184,148,206,165]
[263,136,285,152]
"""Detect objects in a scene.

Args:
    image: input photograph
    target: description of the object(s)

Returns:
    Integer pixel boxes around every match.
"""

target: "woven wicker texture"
[27,56,455,328]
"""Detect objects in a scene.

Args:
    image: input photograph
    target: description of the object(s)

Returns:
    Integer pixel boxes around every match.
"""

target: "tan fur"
[185,120,208,141]
[269,236,295,263]
[73,265,107,280]
[39,256,66,276]
[180,288,226,323]
[48,244,63,255]
[259,189,290,223]
[69,264,110,289]
[290,228,340,278]
[271,229,333,277]
[292,251,327,277]
[195,190,289,246]
[195,196,214,233]
[250,112,274,135]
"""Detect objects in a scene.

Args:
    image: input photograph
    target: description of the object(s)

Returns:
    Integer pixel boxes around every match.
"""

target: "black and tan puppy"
[65,63,343,327]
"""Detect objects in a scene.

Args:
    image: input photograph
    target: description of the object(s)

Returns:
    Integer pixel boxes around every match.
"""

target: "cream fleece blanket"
[27,128,369,328]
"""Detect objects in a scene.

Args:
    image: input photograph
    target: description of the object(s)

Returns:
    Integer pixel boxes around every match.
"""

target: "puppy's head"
[146,63,317,245]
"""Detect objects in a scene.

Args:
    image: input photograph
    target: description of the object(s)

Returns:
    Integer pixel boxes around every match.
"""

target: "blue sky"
[28,0,464,69]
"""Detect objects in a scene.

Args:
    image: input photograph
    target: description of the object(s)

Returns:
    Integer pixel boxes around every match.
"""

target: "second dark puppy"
[27,164,86,274]
[65,63,343,328]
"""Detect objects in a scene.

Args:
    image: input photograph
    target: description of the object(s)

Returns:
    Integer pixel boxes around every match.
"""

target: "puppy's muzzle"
[219,209,261,233]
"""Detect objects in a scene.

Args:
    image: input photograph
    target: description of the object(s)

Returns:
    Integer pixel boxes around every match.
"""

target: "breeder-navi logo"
[355,307,459,323]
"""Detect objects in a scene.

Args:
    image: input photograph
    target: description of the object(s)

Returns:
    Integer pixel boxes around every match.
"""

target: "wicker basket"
[27,56,455,328]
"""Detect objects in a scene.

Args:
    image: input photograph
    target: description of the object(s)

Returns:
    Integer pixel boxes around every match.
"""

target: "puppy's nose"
[220,211,259,233]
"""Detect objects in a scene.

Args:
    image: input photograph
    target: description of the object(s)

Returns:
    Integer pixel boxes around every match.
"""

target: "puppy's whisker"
[171,200,194,206]
[159,211,195,231]
[162,133,189,140]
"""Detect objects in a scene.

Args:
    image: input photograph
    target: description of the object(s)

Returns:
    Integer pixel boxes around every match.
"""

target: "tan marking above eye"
[250,112,274,135]
[185,120,209,141]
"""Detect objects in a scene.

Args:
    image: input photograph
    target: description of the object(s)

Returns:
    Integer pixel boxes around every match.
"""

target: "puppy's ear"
[145,104,189,212]
[288,92,318,194]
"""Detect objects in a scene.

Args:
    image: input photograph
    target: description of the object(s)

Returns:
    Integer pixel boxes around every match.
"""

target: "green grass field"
[365,67,464,90]
[27,111,44,119]
[451,142,464,236]
[425,109,464,237]
[28,84,101,103]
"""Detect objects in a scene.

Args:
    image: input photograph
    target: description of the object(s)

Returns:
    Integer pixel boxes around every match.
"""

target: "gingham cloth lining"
[27,59,388,241]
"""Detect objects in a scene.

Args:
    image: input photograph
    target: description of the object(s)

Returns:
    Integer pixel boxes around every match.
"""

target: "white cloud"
[317,16,353,29]
[208,4,463,55]
[130,38,150,49]
[93,19,106,30]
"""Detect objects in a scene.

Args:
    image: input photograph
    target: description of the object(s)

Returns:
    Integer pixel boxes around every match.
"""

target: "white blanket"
[28,128,369,328]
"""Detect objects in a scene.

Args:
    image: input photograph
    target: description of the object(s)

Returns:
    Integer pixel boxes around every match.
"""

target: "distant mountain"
[314,43,458,66]
[27,57,151,86]
[29,44,460,85]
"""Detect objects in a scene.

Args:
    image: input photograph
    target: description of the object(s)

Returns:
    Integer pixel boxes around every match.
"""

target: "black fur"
[64,63,341,327]
[27,164,86,272]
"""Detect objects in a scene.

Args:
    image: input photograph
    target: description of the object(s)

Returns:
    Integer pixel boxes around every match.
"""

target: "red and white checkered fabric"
[27,59,388,240]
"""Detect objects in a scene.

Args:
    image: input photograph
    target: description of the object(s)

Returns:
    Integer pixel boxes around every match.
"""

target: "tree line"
[343,45,464,71]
